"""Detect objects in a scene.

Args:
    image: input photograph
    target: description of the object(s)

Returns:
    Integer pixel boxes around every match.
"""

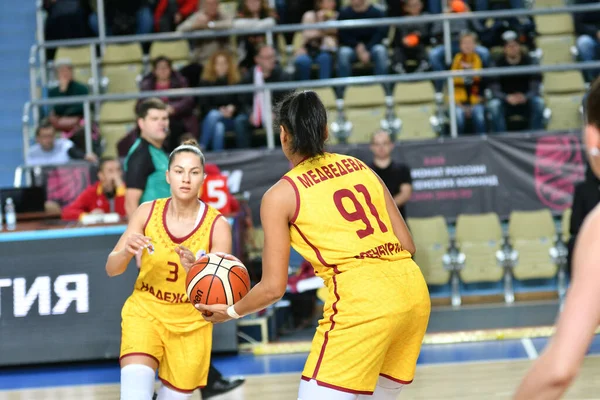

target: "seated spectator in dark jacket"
[198,50,242,152]
[391,0,430,74]
[140,56,198,147]
[154,0,198,32]
[574,0,600,82]
[336,0,389,100]
[44,0,88,59]
[234,44,293,149]
[488,31,545,133]
[88,0,153,36]
[61,157,126,221]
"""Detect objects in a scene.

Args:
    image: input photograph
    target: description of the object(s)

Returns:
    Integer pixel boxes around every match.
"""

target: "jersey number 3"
[166,261,179,282]
[334,184,389,239]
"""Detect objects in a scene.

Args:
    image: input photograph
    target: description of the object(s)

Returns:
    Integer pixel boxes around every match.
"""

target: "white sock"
[120,364,156,400]
[156,384,194,400]
[357,376,404,400]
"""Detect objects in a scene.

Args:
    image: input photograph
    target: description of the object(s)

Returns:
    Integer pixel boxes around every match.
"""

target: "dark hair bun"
[182,138,200,148]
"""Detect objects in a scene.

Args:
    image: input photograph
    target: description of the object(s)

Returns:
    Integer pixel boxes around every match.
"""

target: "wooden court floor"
[4,356,600,400]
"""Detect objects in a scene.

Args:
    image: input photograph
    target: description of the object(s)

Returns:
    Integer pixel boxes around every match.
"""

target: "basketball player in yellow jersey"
[197,91,431,399]
[513,81,600,399]
[105,139,232,400]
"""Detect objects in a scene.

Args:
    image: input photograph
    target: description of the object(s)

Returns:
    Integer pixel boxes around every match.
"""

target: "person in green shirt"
[48,58,89,134]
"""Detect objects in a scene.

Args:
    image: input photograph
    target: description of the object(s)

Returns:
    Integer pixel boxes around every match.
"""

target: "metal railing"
[28,2,600,161]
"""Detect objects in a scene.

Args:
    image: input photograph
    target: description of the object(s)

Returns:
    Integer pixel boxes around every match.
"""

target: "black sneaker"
[201,377,245,399]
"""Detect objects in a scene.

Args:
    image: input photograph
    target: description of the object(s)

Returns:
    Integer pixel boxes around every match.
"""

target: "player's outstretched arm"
[210,216,233,254]
[514,206,600,400]
[374,173,416,255]
[196,180,294,322]
[105,202,153,277]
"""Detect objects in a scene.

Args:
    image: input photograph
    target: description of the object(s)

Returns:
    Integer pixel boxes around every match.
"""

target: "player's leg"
[298,378,358,400]
[156,383,193,400]
[158,322,213,394]
[377,260,431,398]
[120,299,164,400]
[121,356,159,400]
[356,376,404,400]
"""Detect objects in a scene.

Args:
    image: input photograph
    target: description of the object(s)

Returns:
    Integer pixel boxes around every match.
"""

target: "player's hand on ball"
[194,303,231,323]
[174,245,196,273]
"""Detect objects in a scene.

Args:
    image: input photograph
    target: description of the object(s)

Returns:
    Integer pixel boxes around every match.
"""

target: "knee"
[295,54,312,67]
[206,108,222,121]
[577,34,595,50]
[156,384,194,400]
[488,98,503,113]
[371,44,387,57]
[531,96,545,110]
[316,52,332,64]
[338,46,354,62]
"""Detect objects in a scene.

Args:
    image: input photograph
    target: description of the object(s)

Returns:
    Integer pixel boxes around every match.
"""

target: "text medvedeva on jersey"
[295,157,368,188]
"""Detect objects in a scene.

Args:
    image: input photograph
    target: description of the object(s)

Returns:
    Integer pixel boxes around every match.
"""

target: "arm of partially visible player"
[375,174,416,256]
[105,202,153,277]
[195,180,294,322]
[513,206,600,400]
[393,183,413,207]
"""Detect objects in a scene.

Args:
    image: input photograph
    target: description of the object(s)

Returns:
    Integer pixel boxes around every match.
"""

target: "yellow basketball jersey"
[283,153,412,282]
[129,198,221,332]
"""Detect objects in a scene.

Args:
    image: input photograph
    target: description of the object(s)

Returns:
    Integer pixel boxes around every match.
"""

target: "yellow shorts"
[302,259,431,395]
[119,297,213,392]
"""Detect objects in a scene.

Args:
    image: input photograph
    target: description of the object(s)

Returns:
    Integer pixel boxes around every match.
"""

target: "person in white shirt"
[26,119,97,166]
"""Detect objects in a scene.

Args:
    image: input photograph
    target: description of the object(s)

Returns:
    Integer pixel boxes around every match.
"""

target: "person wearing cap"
[487,30,545,133]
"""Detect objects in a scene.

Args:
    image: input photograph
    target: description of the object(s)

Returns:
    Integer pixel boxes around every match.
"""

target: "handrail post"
[22,102,32,166]
[90,43,101,124]
[264,89,275,150]
[83,101,93,155]
[29,45,40,125]
[443,12,458,138]
[97,0,107,55]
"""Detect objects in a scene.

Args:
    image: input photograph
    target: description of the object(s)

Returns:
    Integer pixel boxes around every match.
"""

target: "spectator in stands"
[177,0,233,88]
[488,30,545,133]
[199,163,241,215]
[199,50,242,152]
[48,58,89,134]
[48,59,103,157]
[429,0,490,92]
[88,0,154,36]
[61,156,126,221]
[154,0,198,32]
[275,0,315,61]
[294,0,338,81]
[388,0,442,15]
[475,0,524,11]
[574,0,600,83]
[122,97,245,398]
[451,31,486,135]
[26,119,97,166]
[44,0,89,59]
[368,130,413,218]
[140,56,198,146]
[234,44,293,149]
[391,0,430,74]
[336,0,390,100]
[234,0,278,74]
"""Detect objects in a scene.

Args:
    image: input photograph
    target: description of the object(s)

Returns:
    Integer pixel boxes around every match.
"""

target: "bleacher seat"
[149,40,191,69]
[311,87,337,110]
[534,0,565,7]
[561,207,571,243]
[393,81,436,105]
[344,85,386,108]
[508,209,558,280]
[534,14,574,35]
[455,213,504,284]
[545,94,584,131]
[537,35,575,65]
[102,43,144,65]
[99,100,137,158]
[101,123,134,158]
[346,107,386,143]
[544,71,586,94]
[102,64,142,93]
[393,81,437,140]
[407,216,451,286]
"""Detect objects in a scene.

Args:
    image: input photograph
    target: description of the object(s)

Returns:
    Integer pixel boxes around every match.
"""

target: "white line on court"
[521,338,539,360]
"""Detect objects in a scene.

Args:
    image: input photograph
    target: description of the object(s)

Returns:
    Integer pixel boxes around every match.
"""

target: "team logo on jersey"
[146,243,155,255]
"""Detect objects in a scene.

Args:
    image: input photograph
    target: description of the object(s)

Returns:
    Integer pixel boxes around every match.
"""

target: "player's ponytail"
[275,91,327,158]
[168,138,205,169]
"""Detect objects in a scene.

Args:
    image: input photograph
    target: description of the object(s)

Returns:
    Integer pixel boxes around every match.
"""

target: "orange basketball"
[185,252,251,312]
